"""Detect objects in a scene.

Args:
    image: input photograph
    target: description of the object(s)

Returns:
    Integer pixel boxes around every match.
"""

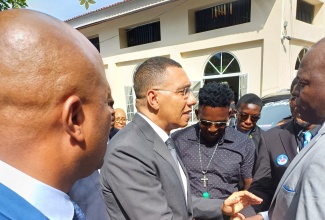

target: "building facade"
[67,0,325,122]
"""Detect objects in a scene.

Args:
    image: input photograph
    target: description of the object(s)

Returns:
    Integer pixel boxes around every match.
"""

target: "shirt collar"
[137,112,169,142]
[0,160,74,219]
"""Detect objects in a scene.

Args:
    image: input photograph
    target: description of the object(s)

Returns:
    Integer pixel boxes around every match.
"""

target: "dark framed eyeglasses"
[152,87,192,99]
[199,119,227,128]
[238,112,260,122]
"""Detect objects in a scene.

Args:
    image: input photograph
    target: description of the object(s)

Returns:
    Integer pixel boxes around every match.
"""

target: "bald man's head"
[114,108,127,130]
[0,9,113,191]
[0,9,103,123]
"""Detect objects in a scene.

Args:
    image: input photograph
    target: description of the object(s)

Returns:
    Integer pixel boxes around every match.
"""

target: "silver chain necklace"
[198,129,220,198]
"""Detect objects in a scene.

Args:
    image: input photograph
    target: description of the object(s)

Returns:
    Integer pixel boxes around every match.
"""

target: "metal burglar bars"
[195,0,251,33]
[126,21,161,47]
[88,36,100,52]
[296,0,314,24]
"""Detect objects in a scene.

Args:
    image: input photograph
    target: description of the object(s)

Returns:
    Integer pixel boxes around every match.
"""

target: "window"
[295,48,308,70]
[125,86,135,121]
[204,52,241,76]
[189,81,201,124]
[126,21,161,47]
[296,0,315,24]
[195,0,251,33]
[203,52,245,102]
[88,36,100,52]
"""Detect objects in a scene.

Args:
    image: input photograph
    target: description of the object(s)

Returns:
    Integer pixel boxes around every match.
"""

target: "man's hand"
[231,213,245,220]
[222,191,262,216]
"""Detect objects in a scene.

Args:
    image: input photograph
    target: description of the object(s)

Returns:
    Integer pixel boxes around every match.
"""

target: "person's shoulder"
[0,183,48,220]
[108,121,146,151]
[225,126,250,140]
[224,127,255,153]
[263,120,293,138]
[255,125,265,133]
[225,127,255,145]
[172,124,196,139]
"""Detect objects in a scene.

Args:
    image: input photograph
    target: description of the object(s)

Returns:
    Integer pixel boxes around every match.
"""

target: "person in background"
[100,57,262,220]
[245,76,321,219]
[235,93,264,152]
[114,108,127,130]
[0,9,113,219]
[109,101,119,139]
[172,82,256,219]
[228,98,237,127]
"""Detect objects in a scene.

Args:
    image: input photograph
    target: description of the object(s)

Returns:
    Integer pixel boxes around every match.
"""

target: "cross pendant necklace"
[198,130,220,199]
[201,171,208,188]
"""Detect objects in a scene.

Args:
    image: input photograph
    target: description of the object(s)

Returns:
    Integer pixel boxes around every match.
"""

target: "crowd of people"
[2,8,325,220]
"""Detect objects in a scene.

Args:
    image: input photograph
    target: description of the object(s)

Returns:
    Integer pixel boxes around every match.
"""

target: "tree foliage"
[0,0,28,11]
[79,0,96,10]
[1,0,96,11]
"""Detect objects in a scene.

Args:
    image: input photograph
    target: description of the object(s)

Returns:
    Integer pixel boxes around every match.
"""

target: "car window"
[257,99,291,131]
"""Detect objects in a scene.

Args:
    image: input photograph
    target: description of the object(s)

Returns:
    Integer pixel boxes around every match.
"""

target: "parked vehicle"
[257,90,291,131]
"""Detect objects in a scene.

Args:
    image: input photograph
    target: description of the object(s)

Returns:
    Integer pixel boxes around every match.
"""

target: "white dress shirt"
[0,160,74,219]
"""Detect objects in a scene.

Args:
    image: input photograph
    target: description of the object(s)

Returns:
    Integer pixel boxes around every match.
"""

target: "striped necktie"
[165,138,178,164]
[71,200,86,220]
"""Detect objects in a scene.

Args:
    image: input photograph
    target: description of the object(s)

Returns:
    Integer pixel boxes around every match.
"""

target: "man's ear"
[228,108,232,116]
[62,95,85,143]
[147,90,159,110]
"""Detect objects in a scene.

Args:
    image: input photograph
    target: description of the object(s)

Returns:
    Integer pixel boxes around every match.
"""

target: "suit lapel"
[279,121,298,161]
[133,114,188,205]
[153,134,182,177]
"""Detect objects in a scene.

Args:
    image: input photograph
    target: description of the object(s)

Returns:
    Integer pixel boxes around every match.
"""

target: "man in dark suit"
[247,77,320,216]
[100,56,262,220]
[0,9,113,219]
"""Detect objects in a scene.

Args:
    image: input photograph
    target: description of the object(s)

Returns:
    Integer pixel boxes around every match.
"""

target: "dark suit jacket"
[0,183,48,219]
[250,125,264,152]
[69,170,109,220]
[248,120,320,212]
[100,113,225,220]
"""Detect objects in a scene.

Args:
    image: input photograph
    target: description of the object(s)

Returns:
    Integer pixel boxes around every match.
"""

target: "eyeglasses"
[152,87,192,98]
[199,120,227,128]
[115,117,127,123]
[238,112,260,122]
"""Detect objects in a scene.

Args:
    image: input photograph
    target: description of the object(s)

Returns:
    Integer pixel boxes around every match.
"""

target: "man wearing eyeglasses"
[172,82,256,218]
[114,108,127,130]
[234,93,264,152]
[100,57,262,220]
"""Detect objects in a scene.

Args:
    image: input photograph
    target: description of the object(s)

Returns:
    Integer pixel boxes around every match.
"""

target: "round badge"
[276,154,288,166]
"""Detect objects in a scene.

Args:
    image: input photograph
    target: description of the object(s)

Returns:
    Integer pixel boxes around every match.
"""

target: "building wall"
[69,0,325,111]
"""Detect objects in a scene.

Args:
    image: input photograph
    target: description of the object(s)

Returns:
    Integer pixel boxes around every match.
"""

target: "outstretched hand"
[231,213,245,220]
[222,191,262,216]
